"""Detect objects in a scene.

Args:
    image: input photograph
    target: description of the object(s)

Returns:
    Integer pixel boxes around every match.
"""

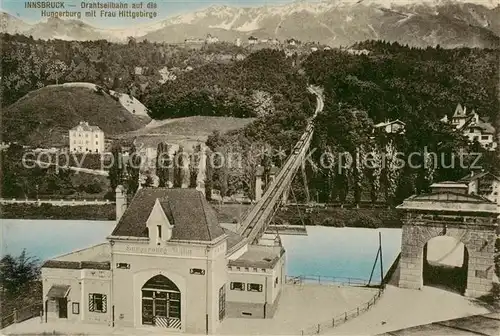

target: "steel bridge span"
[229,86,322,251]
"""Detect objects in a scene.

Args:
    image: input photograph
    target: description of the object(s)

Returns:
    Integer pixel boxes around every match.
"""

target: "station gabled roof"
[110,188,226,242]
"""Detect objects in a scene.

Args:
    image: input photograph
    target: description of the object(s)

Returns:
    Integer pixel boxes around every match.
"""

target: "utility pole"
[379,232,384,285]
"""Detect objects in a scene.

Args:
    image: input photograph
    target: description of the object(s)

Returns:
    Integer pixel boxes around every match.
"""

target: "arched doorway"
[422,236,469,294]
[142,275,181,329]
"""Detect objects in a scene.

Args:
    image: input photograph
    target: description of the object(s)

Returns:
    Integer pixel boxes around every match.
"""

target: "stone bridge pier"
[396,185,498,298]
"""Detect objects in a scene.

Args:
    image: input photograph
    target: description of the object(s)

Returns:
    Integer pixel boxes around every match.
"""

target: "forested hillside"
[207,42,500,204]
[1,33,248,107]
[145,49,309,119]
[2,33,499,205]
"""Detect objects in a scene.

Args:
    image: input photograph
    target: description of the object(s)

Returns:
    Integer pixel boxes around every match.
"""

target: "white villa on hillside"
[69,121,104,153]
[442,104,497,151]
[459,171,500,208]
[41,188,285,333]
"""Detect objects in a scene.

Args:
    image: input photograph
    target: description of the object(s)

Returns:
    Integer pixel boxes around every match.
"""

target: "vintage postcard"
[0,0,499,335]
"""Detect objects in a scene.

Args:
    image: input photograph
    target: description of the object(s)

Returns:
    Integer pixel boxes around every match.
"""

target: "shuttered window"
[88,293,107,313]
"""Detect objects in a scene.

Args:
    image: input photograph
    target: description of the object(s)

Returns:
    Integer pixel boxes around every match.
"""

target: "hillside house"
[235,38,241,47]
[206,34,219,44]
[41,188,286,333]
[248,36,258,45]
[285,38,299,46]
[444,104,497,151]
[69,122,104,153]
[185,38,204,44]
[134,67,143,75]
[459,171,500,207]
[345,48,370,55]
[373,119,406,134]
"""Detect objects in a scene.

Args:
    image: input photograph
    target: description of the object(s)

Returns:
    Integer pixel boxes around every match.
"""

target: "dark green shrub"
[321,217,345,227]
[348,213,379,228]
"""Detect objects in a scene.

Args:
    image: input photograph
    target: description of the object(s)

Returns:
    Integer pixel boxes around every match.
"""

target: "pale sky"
[1,0,292,27]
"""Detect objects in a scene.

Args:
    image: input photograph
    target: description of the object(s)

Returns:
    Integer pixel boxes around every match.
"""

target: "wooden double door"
[141,275,181,328]
[141,290,180,325]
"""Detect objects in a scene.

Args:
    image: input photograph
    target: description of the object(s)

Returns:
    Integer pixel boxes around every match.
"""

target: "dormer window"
[146,198,173,246]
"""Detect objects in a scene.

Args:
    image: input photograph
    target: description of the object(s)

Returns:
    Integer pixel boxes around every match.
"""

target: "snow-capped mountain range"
[1,0,499,47]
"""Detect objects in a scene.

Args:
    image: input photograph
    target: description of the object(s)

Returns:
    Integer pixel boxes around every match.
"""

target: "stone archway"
[141,275,181,329]
[422,235,469,294]
[396,190,498,298]
[398,221,497,297]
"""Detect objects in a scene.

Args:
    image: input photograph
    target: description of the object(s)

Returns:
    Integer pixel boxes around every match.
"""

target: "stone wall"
[399,221,497,297]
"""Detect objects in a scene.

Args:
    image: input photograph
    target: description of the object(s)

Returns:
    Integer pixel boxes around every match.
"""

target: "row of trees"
[107,142,208,198]
[155,143,204,189]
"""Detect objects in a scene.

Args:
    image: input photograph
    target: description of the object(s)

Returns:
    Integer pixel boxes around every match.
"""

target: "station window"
[230,282,245,291]
[218,285,226,321]
[116,263,130,269]
[247,283,263,292]
[190,268,205,275]
[253,268,258,272]
[72,302,80,314]
[88,293,107,313]
[275,277,278,287]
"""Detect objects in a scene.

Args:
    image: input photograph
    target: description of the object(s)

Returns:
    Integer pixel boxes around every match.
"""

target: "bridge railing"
[299,285,386,335]
[285,275,376,287]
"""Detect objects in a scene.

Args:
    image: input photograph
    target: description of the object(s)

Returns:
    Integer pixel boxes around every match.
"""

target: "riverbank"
[275,207,403,228]
[0,203,403,229]
[0,204,114,220]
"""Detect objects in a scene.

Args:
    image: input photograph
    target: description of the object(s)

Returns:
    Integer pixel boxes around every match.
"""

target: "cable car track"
[239,125,315,242]
[233,85,323,248]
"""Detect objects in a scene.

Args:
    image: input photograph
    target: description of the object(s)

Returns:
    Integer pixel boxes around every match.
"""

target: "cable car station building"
[41,188,285,334]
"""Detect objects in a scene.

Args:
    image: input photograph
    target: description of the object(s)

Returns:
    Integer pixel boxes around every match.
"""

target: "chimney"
[115,185,127,222]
